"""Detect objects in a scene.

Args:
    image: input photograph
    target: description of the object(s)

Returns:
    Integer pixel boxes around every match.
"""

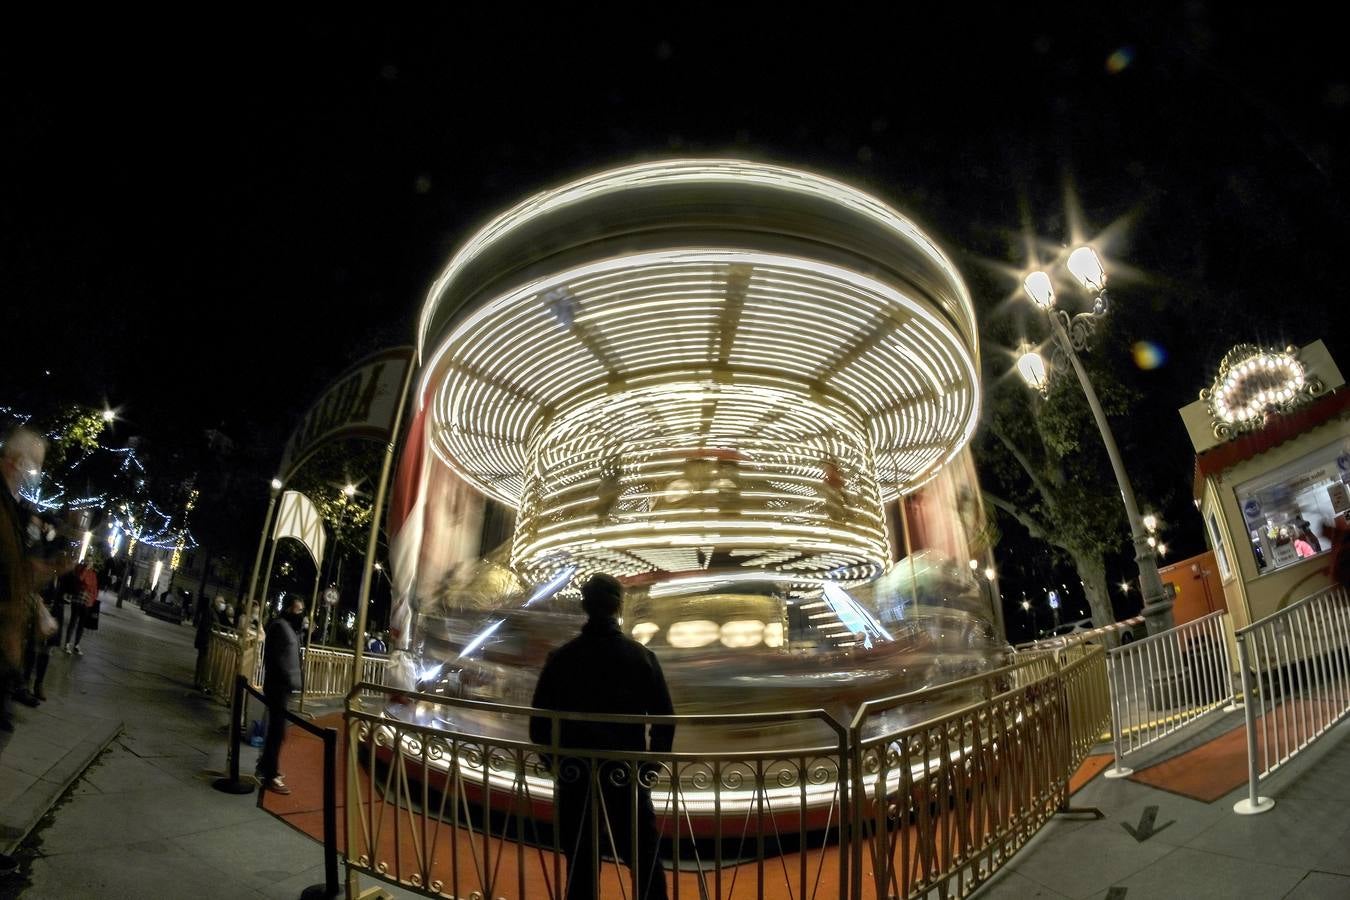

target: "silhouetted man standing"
[530,574,674,900]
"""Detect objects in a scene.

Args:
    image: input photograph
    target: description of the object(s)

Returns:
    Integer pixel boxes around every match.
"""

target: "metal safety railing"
[1104,610,1239,778]
[1233,585,1350,815]
[848,647,1110,900]
[203,629,391,705]
[301,645,391,699]
[204,629,244,704]
[338,647,1110,900]
[345,686,851,900]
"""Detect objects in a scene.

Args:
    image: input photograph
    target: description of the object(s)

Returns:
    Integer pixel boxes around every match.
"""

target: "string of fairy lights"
[2,405,196,555]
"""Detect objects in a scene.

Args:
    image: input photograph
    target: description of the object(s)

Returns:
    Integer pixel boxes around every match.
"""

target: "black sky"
[3,5,1348,575]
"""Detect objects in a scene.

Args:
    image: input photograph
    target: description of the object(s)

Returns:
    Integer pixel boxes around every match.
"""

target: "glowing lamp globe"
[1066,246,1107,293]
[1017,349,1049,392]
[1022,270,1056,309]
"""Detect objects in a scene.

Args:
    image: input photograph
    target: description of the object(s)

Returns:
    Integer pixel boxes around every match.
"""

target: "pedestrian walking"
[256,595,304,794]
[529,574,674,900]
[61,560,97,655]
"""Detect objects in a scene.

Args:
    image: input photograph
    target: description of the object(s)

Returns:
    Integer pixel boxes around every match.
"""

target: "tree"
[976,343,1140,642]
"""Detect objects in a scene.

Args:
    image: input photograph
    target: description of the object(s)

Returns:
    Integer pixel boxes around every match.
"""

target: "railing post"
[1221,614,1242,713]
[212,674,257,795]
[300,728,341,899]
[1233,632,1274,815]
[1104,650,1133,778]
[848,719,864,900]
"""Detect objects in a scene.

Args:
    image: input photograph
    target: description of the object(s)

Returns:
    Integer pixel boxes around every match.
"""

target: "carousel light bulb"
[1066,246,1107,293]
[984,566,996,581]
[270,477,284,491]
[1143,514,1158,532]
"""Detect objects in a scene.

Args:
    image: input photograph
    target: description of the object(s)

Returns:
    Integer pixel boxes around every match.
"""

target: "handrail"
[1103,610,1239,778]
[1233,584,1350,815]
[337,647,1108,900]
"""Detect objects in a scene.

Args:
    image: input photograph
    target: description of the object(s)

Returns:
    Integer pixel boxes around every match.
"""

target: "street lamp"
[343,483,357,498]
[1016,347,1050,393]
[1017,246,1173,636]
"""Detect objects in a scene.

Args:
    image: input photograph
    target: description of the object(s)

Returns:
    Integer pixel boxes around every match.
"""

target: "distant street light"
[1016,245,1172,636]
[101,408,116,423]
[343,483,357,498]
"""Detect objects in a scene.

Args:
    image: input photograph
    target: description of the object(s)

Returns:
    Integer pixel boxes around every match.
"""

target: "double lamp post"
[1013,246,1174,637]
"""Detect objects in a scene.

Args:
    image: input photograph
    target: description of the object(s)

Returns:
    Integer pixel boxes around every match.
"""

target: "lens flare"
[1132,340,1166,370]
[1106,46,1135,74]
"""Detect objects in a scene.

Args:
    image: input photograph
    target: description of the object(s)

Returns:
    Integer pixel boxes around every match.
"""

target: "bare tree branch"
[989,422,1062,506]
[983,490,1058,547]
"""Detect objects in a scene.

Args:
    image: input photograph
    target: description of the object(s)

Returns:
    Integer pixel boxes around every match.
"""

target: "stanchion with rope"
[212,674,256,795]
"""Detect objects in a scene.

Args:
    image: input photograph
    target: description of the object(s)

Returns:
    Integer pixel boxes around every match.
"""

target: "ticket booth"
[1181,340,1350,629]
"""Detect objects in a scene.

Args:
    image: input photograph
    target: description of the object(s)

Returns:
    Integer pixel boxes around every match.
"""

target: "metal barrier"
[345,686,851,900]
[203,628,390,704]
[186,648,1116,899]
[1233,585,1350,815]
[847,647,1110,900]
[213,674,341,899]
[302,646,390,699]
[1103,610,1239,778]
[204,629,243,704]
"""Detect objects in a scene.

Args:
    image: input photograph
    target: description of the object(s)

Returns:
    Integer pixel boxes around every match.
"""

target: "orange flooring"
[1127,698,1338,802]
[257,720,1114,899]
[1069,754,1112,794]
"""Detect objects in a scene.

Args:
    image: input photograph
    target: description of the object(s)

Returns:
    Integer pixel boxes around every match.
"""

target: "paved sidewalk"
[0,654,120,855]
[972,713,1350,899]
[0,601,384,900]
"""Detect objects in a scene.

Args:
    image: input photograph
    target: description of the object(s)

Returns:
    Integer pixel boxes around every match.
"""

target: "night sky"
[4,6,1348,608]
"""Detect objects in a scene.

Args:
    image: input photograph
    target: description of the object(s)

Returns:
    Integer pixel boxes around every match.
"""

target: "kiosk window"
[1207,511,1233,581]
[1234,440,1350,575]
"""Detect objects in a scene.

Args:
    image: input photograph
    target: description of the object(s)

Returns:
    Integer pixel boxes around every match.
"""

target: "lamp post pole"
[1045,311,1173,636]
[1018,247,1173,637]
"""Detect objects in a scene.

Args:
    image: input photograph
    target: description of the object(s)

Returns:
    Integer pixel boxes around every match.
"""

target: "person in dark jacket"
[529,574,674,900]
[192,595,218,692]
[257,596,304,794]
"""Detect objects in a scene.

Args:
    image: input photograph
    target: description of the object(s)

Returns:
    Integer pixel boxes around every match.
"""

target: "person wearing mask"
[529,574,674,900]
[256,596,305,794]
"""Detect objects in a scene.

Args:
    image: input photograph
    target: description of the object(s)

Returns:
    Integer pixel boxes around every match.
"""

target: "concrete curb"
[0,718,123,855]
